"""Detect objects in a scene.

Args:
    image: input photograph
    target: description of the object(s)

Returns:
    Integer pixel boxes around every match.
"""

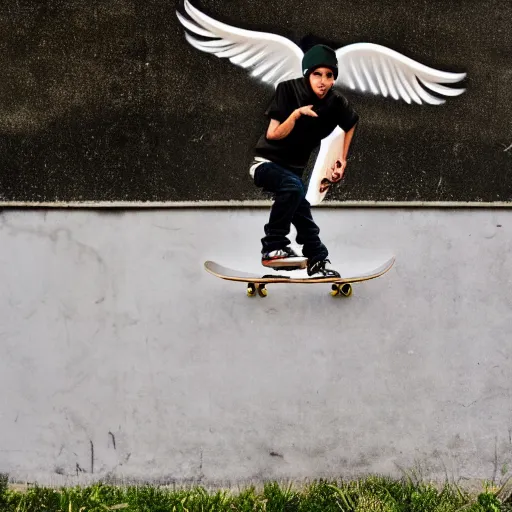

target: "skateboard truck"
[330,283,353,297]
[247,283,268,297]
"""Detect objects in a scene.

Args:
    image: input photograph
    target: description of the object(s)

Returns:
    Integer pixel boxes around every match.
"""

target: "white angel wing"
[176,0,303,87]
[335,43,467,105]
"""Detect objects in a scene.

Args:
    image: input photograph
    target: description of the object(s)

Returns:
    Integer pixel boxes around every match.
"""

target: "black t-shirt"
[254,77,359,176]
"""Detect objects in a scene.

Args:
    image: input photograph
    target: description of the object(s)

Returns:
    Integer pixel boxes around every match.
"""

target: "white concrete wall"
[0,208,511,486]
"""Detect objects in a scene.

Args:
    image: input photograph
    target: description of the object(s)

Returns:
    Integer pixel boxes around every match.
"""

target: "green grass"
[0,473,509,512]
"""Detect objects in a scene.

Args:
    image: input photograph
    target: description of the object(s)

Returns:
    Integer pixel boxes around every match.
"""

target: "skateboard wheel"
[247,283,256,297]
[330,283,352,297]
[340,283,352,297]
[257,285,268,297]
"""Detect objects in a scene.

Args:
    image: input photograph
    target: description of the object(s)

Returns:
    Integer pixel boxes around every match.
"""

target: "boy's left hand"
[331,159,347,182]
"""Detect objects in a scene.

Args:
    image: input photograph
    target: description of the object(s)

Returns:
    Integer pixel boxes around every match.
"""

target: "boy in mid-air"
[250,44,359,277]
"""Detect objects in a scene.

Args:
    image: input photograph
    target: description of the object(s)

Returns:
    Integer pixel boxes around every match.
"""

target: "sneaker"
[307,259,340,278]
[262,247,307,269]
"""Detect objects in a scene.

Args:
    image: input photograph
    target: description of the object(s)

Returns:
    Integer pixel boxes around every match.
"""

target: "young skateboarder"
[250,44,359,277]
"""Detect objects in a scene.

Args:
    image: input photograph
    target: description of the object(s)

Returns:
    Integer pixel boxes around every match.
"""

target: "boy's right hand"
[295,105,318,118]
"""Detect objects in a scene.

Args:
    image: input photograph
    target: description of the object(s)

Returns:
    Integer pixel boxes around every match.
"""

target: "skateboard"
[204,256,395,298]
[305,126,345,206]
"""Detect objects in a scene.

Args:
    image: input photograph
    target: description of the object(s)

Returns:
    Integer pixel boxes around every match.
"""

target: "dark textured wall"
[0,0,510,204]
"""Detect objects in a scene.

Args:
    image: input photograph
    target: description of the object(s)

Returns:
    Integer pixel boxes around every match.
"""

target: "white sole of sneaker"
[262,258,307,269]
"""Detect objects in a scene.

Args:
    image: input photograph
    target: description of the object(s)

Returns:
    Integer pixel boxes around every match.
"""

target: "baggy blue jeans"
[253,161,328,265]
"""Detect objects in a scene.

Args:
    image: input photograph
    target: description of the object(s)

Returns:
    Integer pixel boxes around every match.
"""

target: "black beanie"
[302,44,339,80]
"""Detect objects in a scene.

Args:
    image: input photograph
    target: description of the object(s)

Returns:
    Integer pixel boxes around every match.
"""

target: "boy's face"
[309,67,335,99]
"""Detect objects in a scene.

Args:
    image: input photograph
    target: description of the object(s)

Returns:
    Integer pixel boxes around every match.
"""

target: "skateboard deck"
[204,256,395,297]
[306,126,345,206]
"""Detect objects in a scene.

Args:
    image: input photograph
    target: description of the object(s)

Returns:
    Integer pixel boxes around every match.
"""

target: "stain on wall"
[0,0,510,204]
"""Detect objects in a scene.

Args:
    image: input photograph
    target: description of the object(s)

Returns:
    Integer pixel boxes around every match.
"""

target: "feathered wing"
[176,0,304,87]
[335,43,467,105]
